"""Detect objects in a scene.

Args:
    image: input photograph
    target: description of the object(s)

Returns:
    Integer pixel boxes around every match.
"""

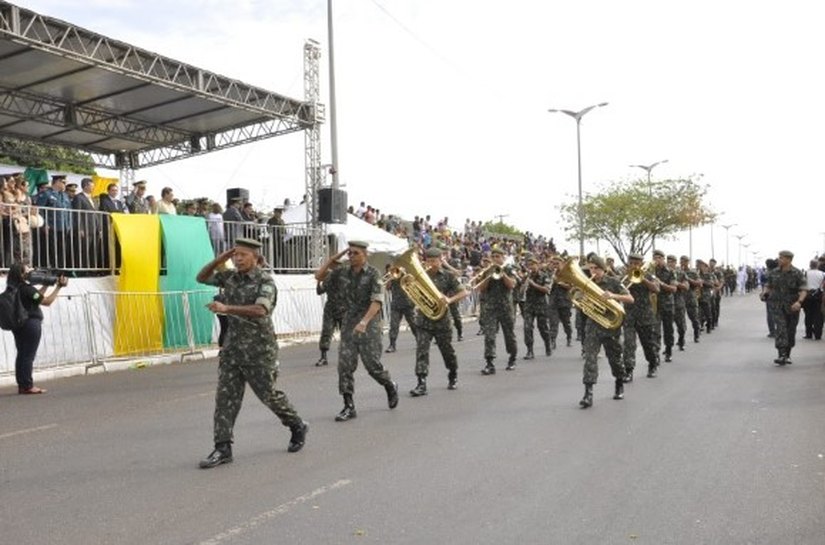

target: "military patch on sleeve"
[260,283,276,300]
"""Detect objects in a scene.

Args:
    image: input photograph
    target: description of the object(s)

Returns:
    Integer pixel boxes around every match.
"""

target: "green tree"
[0,138,96,174]
[483,220,523,238]
[559,175,715,264]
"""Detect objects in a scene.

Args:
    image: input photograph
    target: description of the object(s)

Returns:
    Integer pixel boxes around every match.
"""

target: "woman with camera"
[6,262,68,394]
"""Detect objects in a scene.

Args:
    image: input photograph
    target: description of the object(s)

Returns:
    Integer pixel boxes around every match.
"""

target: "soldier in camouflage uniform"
[522,256,552,359]
[440,254,466,341]
[681,256,702,343]
[547,256,574,349]
[709,259,723,329]
[669,255,689,351]
[315,241,399,421]
[696,260,715,334]
[622,254,662,380]
[385,267,418,353]
[477,248,518,374]
[315,260,344,366]
[197,238,308,469]
[410,247,469,396]
[652,250,678,362]
[579,257,634,408]
[761,250,806,365]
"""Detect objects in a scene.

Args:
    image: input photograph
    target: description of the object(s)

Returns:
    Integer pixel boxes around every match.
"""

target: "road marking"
[199,479,352,545]
[0,423,58,440]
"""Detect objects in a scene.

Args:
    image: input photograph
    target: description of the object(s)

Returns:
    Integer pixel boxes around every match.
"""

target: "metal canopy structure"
[0,1,323,170]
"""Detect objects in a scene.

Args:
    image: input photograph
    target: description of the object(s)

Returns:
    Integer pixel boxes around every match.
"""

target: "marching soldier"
[522,256,553,359]
[315,259,345,366]
[547,256,574,349]
[761,250,806,365]
[410,247,469,395]
[653,250,678,362]
[385,263,418,353]
[681,256,702,343]
[669,255,689,351]
[579,257,634,408]
[440,250,466,341]
[315,241,399,422]
[709,258,724,329]
[696,259,715,334]
[622,253,661,380]
[477,248,518,374]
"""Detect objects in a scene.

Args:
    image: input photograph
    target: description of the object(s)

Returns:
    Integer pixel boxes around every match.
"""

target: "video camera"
[27,270,67,287]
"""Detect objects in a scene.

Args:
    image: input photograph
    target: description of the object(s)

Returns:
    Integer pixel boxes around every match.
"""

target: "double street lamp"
[629,159,668,250]
[721,223,737,267]
[548,102,609,259]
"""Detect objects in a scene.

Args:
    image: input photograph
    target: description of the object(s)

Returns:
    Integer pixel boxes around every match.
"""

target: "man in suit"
[72,178,101,270]
[98,183,127,270]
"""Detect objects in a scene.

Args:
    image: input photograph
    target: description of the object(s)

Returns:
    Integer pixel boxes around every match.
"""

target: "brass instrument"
[556,256,625,330]
[621,261,655,287]
[385,248,447,320]
[468,264,502,289]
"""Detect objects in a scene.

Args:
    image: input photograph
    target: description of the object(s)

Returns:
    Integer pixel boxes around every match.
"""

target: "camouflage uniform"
[710,268,723,327]
[387,278,418,348]
[682,266,702,342]
[327,263,394,395]
[482,267,518,364]
[415,270,463,380]
[548,280,573,347]
[201,267,302,445]
[766,266,805,359]
[655,264,676,359]
[622,278,661,377]
[522,271,552,355]
[698,271,715,333]
[449,300,463,340]
[672,267,688,349]
[583,275,628,384]
[318,273,345,353]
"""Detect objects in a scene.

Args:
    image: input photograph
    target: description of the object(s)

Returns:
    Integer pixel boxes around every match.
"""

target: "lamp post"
[742,243,751,267]
[735,234,746,266]
[548,102,609,259]
[629,159,668,250]
[721,223,737,267]
[327,0,340,189]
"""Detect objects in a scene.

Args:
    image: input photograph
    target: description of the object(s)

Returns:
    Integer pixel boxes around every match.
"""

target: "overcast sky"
[21,0,825,265]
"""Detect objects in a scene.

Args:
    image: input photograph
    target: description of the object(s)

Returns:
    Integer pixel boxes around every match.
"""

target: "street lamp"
[548,102,609,258]
[721,223,737,266]
[630,159,668,250]
[735,234,746,266]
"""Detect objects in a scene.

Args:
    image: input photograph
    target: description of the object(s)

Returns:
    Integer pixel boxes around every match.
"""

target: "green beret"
[652,249,665,258]
[424,247,442,258]
[526,256,538,264]
[666,254,677,261]
[490,248,505,256]
[589,256,606,270]
[234,237,261,250]
[680,255,690,261]
[779,250,794,259]
[348,240,369,250]
[628,253,644,261]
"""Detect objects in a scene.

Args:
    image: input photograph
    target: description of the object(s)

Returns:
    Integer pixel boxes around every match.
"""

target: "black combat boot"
[566,336,573,347]
[579,384,594,408]
[386,381,399,409]
[785,348,793,365]
[678,334,685,351]
[505,355,517,371]
[613,379,624,400]
[409,376,428,397]
[773,349,786,365]
[315,351,328,367]
[545,342,552,357]
[481,359,496,375]
[694,331,700,343]
[335,394,357,421]
[550,338,557,350]
[385,344,397,353]
[523,349,535,360]
[664,349,672,363]
[647,365,658,378]
[199,441,233,469]
[447,371,458,390]
[287,421,309,453]
[623,368,634,383]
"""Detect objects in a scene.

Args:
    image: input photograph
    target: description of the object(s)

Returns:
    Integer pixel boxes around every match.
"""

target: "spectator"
[156,187,177,214]
[73,178,100,270]
[222,196,244,246]
[125,181,150,213]
[206,203,224,255]
[355,201,366,218]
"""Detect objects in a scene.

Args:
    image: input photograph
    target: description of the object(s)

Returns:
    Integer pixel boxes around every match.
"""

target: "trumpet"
[621,261,655,287]
[468,264,503,289]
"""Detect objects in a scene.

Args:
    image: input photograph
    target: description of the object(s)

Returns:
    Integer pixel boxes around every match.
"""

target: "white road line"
[199,479,353,545]
[0,423,58,440]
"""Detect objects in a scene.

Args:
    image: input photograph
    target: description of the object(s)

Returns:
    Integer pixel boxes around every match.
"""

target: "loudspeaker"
[318,188,348,224]
[226,188,249,204]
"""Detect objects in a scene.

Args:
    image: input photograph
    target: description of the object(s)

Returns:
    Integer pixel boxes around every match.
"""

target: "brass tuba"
[386,248,448,321]
[556,257,625,330]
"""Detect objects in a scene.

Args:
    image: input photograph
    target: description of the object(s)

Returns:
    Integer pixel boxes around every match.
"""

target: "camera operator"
[6,263,67,394]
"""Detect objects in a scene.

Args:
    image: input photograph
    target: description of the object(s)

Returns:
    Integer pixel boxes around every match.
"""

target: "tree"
[483,220,523,238]
[559,175,715,264]
[0,138,96,174]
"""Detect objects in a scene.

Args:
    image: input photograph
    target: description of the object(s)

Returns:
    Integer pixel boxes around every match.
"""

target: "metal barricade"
[211,219,326,273]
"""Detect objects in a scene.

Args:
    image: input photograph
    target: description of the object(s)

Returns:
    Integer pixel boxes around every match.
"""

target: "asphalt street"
[1,294,824,545]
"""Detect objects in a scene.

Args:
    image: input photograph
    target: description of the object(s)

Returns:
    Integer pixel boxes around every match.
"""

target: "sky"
[17,0,825,266]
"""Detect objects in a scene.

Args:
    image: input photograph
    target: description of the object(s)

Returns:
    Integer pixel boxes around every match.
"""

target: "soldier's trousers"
[658,308,675,354]
[338,324,393,396]
[449,302,463,338]
[319,304,343,352]
[622,317,660,373]
[674,303,687,346]
[685,297,701,339]
[389,306,417,345]
[712,293,721,326]
[582,321,624,384]
[698,298,713,331]
[483,307,518,361]
[415,325,457,378]
[771,306,800,354]
[523,307,550,352]
[213,360,301,444]
[548,305,573,344]
[575,309,586,341]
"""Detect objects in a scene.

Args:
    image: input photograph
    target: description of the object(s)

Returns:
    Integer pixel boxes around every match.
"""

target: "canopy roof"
[0,1,320,170]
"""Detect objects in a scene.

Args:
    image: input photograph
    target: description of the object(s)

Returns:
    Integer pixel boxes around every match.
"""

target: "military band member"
[547,256,574,349]
[622,253,661,380]
[315,259,344,366]
[440,252,466,341]
[669,255,688,351]
[709,258,723,329]
[410,247,470,396]
[315,241,400,422]
[681,255,702,343]
[385,263,418,353]
[653,250,678,362]
[579,257,634,408]
[522,256,553,359]
[197,238,308,468]
[478,248,518,374]
[761,250,806,365]
[696,259,715,334]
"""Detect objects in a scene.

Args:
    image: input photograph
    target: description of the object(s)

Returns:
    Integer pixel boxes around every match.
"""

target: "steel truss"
[303,39,326,267]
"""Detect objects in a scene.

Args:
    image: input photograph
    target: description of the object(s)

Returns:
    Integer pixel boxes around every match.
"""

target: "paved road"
[1,294,824,545]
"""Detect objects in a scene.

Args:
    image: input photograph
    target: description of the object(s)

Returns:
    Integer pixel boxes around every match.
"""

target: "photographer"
[6,263,67,394]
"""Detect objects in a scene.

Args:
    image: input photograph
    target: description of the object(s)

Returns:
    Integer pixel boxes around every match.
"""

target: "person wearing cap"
[314,257,345,367]
[652,250,678,362]
[315,241,399,421]
[579,256,634,408]
[522,256,553,360]
[438,246,466,341]
[35,175,73,268]
[621,253,661,380]
[708,258,724,329]
[384,260,418,354]
[761,251,806,365]
[669,255,689,351]
[196,237,308,468]
[547,255,574,349]
[696,259,715,334]
[223,196,244,245]
[267,206,286,271]
[125,181,149,214]
[476,247,518,374]
[409,246,469,395]
[680,256,702,343]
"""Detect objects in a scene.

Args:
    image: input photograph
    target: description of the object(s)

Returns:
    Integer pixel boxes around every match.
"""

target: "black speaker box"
[226,188,249,204]
[318,188,348,224]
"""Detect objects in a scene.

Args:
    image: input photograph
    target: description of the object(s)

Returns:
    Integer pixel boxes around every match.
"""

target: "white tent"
[282,203,408,256]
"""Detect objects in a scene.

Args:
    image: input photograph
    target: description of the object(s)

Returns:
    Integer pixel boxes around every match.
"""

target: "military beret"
[696,259,707,266]
[652,249,665,258]
[666,254,678,261]
[348,240,369,250]
[680,255,690,261]
[490,248,505,256]
[424,247,442,258]
[234,237,262,250]
[51,174,66,182]
[709,258,717,263]
[628,253,644,261]
[778,250,794,259]
[35,180,50,187]
[589,256,607,270]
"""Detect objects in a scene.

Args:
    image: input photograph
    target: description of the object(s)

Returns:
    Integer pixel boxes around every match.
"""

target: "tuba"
[386,248,448,321]
[556,257,625,330]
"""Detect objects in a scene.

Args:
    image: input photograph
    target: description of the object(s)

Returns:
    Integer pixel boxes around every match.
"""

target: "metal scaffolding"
[303,39,326,267]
